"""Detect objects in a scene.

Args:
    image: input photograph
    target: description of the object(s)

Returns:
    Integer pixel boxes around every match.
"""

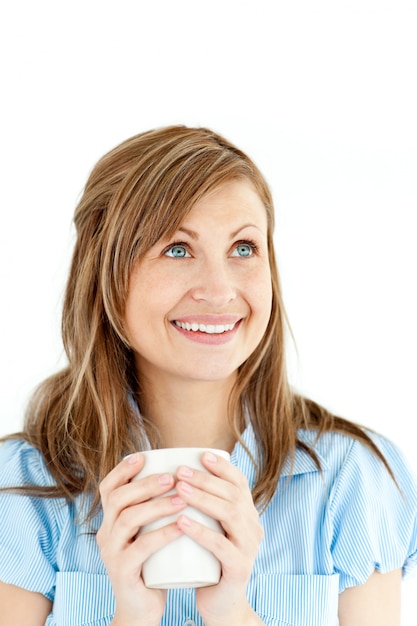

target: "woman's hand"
[96,453,187,626]
[175,452,264,626]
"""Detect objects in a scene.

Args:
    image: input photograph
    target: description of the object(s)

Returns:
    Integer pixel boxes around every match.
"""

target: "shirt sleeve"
[329,433,417,593]
[0,440,61,601]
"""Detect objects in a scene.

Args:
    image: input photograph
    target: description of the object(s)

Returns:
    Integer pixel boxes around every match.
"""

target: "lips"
[173,321,236,334]
[170,316,242,344]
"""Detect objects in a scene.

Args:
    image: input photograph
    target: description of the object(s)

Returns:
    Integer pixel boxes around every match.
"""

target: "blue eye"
[164,244,189,258]
[231,242,255,257]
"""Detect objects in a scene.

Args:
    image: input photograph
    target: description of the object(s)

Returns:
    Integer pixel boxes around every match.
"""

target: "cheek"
[250,270,273,317]
[125,274,183,331]
[258,291,273,334]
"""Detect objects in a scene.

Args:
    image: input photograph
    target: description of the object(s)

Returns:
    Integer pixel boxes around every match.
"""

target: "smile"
[173,321,236,334]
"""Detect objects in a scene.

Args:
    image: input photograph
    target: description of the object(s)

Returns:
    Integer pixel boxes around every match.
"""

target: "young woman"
[0,125,416,626]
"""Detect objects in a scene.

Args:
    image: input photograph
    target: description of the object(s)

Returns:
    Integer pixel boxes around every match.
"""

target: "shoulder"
[298,427,416,490]
[293,428,417,589]
[0,439,56,488]
[310,430,417,585]
[297,428,417,546]
[0,440,61,601]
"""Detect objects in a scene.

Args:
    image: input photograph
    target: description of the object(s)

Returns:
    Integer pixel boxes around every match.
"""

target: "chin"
[180,365,238,383]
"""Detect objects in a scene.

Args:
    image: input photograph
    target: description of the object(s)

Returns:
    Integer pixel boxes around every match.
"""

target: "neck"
[138,374,237,452]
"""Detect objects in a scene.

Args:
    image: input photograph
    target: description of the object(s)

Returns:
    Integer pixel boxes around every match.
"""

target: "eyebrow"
[178,223,265,239]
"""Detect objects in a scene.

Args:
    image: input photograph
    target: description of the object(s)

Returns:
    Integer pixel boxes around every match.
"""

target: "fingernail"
[158,474,173,485]
[178,466,194,478]
[127,453,140,465]
[171,495,185,506]
[204,451,217,463]
[178,515,192,528]
[178,481,193,494]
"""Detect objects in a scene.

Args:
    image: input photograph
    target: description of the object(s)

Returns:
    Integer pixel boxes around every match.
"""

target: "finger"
[108,494,188,551]
[99,453,146,503]
[175,463,250,507]
[175,478,231,520]
[132,521,184,566]
[98,520,184,575]
[175,479,260,549]
[177,453,249,495]
[107,471,176,512]
[101,473,180,536]
[200,452,244,485]
[175,515,253,581]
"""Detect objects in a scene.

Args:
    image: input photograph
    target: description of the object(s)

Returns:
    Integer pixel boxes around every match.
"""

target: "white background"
[0,0,416,621]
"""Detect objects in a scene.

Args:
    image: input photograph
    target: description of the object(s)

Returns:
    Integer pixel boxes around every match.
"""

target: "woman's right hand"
[96,453,187,626]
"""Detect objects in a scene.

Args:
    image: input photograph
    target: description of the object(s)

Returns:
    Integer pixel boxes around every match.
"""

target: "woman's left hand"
[175,452,264,626]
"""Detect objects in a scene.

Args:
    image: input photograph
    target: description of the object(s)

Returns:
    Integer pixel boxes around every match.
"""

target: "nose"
[190,257,237,307]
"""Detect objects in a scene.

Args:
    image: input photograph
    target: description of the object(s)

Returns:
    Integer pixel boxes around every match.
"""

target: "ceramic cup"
[132,447,230,589]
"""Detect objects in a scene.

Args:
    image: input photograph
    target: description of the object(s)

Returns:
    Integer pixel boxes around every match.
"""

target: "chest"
[51,487,339,626]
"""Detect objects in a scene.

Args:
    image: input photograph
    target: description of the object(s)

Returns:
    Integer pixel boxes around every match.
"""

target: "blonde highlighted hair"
[3,125,395,515]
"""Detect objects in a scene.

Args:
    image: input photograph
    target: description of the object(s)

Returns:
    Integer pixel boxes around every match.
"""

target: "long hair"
[2,125,395,515]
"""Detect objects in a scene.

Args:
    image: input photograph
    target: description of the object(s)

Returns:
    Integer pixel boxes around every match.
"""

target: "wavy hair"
[2,125,395,515]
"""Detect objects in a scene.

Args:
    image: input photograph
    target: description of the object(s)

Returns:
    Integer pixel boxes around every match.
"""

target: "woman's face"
[124,179,273,387]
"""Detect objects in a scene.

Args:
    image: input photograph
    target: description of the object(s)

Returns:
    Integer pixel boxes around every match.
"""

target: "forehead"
[181,179,268,227]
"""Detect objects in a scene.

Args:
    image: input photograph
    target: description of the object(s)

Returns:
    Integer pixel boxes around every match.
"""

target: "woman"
[0,125,416,626]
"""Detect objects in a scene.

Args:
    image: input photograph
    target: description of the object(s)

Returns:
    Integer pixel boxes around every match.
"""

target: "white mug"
[132,447,230,589]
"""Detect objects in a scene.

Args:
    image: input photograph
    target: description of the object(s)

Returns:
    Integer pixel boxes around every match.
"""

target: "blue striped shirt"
[0,426,416,626]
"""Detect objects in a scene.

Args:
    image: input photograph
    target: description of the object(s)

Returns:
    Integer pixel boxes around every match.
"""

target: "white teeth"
[174,321,236,334]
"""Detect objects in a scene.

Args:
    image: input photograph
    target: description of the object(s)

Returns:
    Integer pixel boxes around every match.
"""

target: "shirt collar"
[232,422,328,486]
[129,394,328,480]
